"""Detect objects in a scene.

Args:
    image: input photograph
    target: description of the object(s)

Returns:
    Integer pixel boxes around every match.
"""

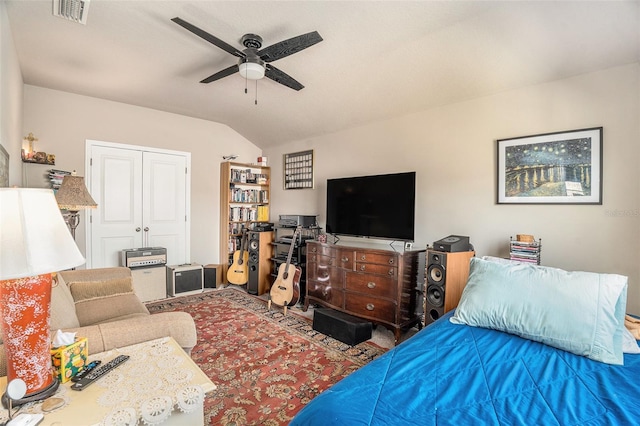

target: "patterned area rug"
[146,289,387,425]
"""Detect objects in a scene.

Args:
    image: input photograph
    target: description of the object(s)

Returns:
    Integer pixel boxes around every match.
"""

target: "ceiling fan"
[172,17,323,91]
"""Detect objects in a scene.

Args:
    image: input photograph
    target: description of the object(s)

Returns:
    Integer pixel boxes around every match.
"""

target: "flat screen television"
[326,171,416,242]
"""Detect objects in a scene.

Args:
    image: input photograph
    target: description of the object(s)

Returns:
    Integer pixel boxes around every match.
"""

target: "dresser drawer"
[307,243,334,257]
[354,251,398,266]
[345,272,395,299]
[354,262,396,278]
[307,280,344,307]
[335,248,354,270]
[307,262,342,284]
[345,294,395,323]
[307,253,334,267]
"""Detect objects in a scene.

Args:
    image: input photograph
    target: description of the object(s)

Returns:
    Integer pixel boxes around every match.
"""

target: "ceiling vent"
[52,0,90,25]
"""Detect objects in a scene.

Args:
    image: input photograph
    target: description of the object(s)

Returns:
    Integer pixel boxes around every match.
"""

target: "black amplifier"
[254,222,274,231]
[279,215,317,228]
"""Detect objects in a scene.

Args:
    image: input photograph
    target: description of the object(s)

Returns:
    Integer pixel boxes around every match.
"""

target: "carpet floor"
[146,288,388,425]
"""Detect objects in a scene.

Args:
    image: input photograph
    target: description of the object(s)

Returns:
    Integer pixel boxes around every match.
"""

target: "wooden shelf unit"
[220,162,270,278]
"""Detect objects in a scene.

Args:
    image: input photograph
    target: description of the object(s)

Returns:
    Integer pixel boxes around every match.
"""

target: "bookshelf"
[509,236,542,264]
[220,162,270,274]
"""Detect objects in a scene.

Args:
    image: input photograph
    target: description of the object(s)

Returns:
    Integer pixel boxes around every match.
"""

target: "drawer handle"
[360,265,366,271]
[388,258,394,265]
[360,255,366,260]
[366,303,375,311]
[367,282,376,289]
[388,269,394,276]
[341,257,349,262]
[311,247,317,253]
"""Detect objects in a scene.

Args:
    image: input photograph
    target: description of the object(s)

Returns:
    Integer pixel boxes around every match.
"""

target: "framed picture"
[284,149,314,190]
[0,143,8,187]
[497,127,603,204]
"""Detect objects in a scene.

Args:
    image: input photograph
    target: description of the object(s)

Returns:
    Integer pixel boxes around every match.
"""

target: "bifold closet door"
[142,151,187,265]
[89,145,187,268]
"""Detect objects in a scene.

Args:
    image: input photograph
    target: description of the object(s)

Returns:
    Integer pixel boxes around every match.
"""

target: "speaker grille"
[426,285,444,307]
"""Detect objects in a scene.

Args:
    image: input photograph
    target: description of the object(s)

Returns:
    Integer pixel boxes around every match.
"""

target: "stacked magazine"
[509,237,541,264]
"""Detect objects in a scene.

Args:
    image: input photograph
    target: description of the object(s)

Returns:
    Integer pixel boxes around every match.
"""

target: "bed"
[291,257,640,425]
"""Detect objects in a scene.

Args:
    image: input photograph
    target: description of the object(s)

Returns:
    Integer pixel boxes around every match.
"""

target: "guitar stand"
[267,299,287,315]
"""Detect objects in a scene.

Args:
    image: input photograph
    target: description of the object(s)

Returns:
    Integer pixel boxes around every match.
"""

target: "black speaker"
[203,264,223,289]
[312,308,372,346]
[247,231,274,295]
[425,250,475,326]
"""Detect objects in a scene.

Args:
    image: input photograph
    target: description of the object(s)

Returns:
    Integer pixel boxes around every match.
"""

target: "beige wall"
[265,64,640,314]
[0,1,24,187]
[22,85,262,266]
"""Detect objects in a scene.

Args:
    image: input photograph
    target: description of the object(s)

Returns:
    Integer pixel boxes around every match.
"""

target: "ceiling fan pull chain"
[255,80,258,105]
[245,74,248,94]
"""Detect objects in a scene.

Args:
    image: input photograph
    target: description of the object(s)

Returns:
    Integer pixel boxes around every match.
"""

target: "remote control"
[71,360,102,382]
[71,355,130,391]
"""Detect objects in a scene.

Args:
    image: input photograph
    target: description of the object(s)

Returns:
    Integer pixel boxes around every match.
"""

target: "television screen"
[326,172,416,241]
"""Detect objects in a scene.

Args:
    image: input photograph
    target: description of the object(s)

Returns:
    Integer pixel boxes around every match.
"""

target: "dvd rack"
[509,237,542,265]
[270,223,321,305]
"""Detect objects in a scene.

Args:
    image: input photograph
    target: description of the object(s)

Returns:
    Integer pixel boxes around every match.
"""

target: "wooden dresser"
[304,241,426,345]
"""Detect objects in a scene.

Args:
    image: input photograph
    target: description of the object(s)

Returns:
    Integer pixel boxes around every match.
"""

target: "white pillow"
[451,258,628,365]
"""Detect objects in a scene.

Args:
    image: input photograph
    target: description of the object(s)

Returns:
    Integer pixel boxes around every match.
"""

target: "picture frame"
[496,127,603,204]
[283,149,314,190]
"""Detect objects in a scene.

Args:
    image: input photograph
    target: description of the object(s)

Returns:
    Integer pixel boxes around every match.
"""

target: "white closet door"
[143,152,187,265]
[90,145,144,268]
[88,142,189,269]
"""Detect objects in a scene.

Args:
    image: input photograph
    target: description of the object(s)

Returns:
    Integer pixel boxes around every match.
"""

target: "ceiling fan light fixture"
[239,62,265,80]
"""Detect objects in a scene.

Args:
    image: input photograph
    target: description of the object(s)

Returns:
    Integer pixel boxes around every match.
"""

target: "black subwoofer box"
[312,308,372,346]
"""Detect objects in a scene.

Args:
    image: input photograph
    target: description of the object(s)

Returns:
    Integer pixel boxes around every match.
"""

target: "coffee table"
[1,337,215,426]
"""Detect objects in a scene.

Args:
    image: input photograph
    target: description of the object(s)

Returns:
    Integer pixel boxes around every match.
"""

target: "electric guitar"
[269,226,302,312]
[227,229,249,285]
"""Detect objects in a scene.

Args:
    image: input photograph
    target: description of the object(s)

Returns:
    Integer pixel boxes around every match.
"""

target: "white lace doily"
[92,337,205,426]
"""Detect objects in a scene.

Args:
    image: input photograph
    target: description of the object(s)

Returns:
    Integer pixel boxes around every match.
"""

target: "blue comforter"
[291,312,640,425]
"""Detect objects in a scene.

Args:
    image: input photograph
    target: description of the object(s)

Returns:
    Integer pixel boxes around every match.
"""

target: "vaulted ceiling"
[5,1,640,149]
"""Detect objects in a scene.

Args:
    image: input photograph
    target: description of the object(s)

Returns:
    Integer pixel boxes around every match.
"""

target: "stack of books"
[509,236,541,264]
[48,169,71,191]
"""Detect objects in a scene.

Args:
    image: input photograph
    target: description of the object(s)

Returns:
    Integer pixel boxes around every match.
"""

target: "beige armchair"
[0,267,197,377]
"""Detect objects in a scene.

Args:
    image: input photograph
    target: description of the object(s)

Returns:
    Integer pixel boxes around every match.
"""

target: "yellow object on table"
[50,337,88,383]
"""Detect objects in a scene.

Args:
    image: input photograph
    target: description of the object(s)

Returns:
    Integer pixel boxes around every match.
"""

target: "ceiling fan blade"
[200,65,239,84]
[172,17,245,58]
[264,64,304,91]
[259,31,323,63]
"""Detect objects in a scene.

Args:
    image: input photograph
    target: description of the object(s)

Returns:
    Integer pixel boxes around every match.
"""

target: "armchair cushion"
[63,312,197,355]
[51,273,81,330]
[69,277,134,302]
[60,268,150,326]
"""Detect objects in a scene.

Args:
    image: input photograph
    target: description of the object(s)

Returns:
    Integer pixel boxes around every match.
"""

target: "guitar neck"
[283,228,301,268]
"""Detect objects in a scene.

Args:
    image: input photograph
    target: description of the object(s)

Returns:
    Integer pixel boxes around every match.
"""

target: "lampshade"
[239,62,265,80]
[55,175,97,211]
[1,188,85,404]
[0,188,85,279]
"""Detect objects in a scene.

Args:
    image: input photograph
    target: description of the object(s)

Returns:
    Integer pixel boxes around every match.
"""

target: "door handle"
[144,227,149,232]
[136,227,141,232]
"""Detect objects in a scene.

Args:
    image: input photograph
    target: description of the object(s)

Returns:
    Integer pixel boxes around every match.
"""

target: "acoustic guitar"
[227,229,249,285]
[269,226,302,314]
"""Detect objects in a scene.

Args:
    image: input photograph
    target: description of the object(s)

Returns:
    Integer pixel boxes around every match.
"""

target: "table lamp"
[54,174,97,240]
[0,188,85,405]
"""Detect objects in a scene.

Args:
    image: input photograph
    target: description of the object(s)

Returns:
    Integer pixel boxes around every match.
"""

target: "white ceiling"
[5,1,640,149]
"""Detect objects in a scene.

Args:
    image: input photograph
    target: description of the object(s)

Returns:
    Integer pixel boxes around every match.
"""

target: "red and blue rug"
[147,288,386,425]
